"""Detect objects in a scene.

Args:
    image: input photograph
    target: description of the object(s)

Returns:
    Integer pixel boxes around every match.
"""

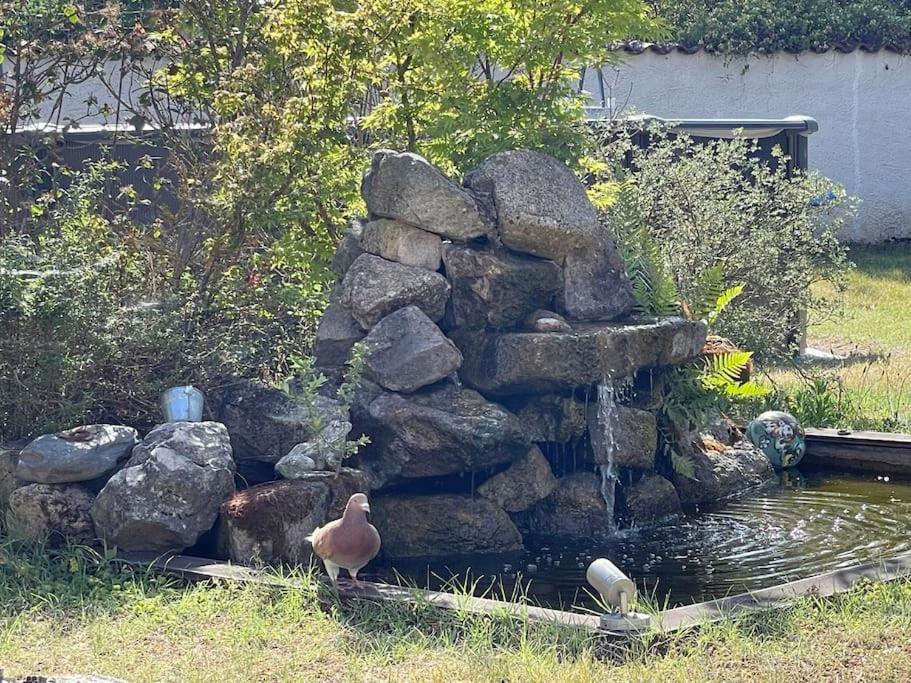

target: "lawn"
[3,541,911,682]
[765,243,911,429]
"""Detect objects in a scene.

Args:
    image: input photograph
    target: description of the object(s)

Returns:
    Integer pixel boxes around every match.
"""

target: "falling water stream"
[595,380,619,531]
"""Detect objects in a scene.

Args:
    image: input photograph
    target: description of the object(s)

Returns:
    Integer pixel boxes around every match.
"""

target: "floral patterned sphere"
[747,410,806,470]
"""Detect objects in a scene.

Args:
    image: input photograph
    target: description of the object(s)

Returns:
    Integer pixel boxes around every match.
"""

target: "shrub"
[596,128,854,361]
[652,0,911,55]
[0,160,322,440]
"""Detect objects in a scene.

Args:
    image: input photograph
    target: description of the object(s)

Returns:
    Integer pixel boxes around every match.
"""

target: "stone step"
[454,317,707,396]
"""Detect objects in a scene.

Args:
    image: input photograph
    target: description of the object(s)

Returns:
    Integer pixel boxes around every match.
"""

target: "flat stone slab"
[14,425,138,484]
[455,317,708,396]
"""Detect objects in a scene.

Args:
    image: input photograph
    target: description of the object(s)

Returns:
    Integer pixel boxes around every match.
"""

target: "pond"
[367,470,911,610]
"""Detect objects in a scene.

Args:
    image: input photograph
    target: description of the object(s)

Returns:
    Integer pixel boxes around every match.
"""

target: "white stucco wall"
[585,50,910,243]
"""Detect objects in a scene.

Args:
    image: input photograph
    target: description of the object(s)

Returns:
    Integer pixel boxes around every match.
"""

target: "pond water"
[367,470,911,610]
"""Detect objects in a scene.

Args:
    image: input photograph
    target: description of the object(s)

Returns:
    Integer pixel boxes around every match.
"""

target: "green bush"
[652,0,911,55]
[0,160,322,440]
[597,128,853,360]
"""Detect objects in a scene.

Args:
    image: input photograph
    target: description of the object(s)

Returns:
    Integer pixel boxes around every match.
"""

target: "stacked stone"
[311,148,712,557]
[0,148,772,563]
[2,423,237,552]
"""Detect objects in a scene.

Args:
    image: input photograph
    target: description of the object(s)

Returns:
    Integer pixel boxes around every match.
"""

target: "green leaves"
[610,182,681,317]
[656,0,911,56]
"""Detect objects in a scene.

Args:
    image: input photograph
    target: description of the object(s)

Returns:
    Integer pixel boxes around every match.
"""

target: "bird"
[307,493,381,588]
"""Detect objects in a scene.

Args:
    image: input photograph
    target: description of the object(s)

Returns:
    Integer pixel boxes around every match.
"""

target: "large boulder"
[5,483,96,545]
[359,383,530,487]
[330,219,365,279]
[454,318,708,396]
[362,150,489,241]
[362,306,462,393]
[341,254,451,330]
[514,395,587,443]
[623,474,682,524]
[372,494,522,557]
[465,149,601,260]
[589,404,658,471]
[220,479,330,566]
[92,422,235,552]
[13,425,138,484]
[209,379,345,474]
[314,302,365,368]
[441,244,562,331]
[561,238,636,321]
[465,149,634,320]
[673,440,776,505]
[292,467,371,519]
[477,447,557,513]
[527,472,615,542]
[360,218,442,271]
[220,468,369,565]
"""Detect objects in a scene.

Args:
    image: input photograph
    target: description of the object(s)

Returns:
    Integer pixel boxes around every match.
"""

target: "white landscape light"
[586,558,652,632]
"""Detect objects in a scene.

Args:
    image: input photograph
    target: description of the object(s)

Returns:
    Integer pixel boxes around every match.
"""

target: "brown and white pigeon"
[308,493,381,587]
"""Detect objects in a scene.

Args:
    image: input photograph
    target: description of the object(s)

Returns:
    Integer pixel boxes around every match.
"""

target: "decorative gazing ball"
[746,410,806,470]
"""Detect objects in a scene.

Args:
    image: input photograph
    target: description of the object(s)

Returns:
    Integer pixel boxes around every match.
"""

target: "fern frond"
[671,450,697,480]
[703,350,754,386]
[722,381,772,398]
[688,265,726,319]
[708,284,745,324]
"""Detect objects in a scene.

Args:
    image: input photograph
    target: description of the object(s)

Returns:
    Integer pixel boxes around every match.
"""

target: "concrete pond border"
[117,549,911,637]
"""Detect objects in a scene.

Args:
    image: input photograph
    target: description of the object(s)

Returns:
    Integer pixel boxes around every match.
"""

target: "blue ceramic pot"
[746,410,806,470]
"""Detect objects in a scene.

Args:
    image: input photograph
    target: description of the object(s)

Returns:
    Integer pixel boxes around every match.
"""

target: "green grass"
[765,243,911,429]
[4,540,911,681]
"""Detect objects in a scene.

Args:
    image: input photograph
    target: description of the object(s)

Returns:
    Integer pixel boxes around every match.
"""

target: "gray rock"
[441,244,561,330]
[527,472,615,542]
[477,447,557,513]
[526,309,572,333]
[624,474,682,524]
[454,318,708,396]
[274,446,318,477]
[209,379,345,471]
[465,150,634,320]
[362,150,489,240]
[362,306,462,393]
[360,218,442,271]
[359,383,530,487]
[92,422,236,552]
[341,254,451,330]
[465,149,602,260]
[588,404,657,470]
[5,483,96,545]
[314,303,365,368]
[220,479,330,566]
[293,467,371,519]
[561,239,636,321]
[515,395,587,443]
[331,219,365,278]
[673,440,776,505]
[275,418,352,477]
[372,494,522,557]
[13,425,138,484]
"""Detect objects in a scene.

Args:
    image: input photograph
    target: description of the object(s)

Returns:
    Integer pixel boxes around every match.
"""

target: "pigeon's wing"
[309,519,342,561]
